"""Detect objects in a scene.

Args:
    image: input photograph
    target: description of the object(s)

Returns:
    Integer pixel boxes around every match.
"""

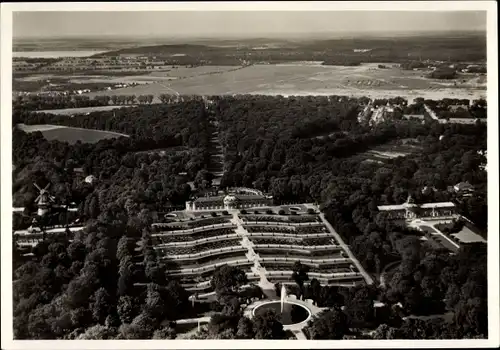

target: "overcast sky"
[13,11,486,38]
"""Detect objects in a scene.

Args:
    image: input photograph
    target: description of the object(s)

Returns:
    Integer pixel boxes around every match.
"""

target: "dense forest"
[12,94,488,339]
[13,101,212,217]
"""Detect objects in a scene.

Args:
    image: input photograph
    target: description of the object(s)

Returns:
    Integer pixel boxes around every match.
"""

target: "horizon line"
[13,28,486,41]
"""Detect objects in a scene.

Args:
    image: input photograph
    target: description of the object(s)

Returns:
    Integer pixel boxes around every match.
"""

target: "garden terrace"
[239,215,320,223]
[172,250,249,269]
[308,249,343,257]
[260,257,350,267]
[151,216,231,231]
[302,237,334,246]
[295,226,329,234]
[261,261,353,274]
[167,260,253,277]
[252,244,336,252]
[162,246,247,266]
[244,225,329,236]
[309,266,355,273]
[188,227,237,241]
[264,270,363,284]
[153,231,239,245]
[246,232,331,240]
[250,236,303,245]
[194,250,249,265]
[309,265,353,274]
[256,250,344,260]
[156,238,241,256]
[244,225,295,234]
[152,227,236,244]
[250,236,333,247]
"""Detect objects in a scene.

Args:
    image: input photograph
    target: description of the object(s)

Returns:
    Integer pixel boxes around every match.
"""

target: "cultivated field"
[35,105,136,115]
[79,63,486,102]
[17,123,128,144]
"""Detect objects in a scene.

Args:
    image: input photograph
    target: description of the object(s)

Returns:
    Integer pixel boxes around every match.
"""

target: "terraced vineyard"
[151,203,369,291]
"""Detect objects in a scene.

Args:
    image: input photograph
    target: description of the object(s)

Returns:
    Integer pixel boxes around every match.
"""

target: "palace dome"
[223,195,238,206]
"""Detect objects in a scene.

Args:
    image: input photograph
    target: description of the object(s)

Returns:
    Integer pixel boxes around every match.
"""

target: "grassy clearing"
[359,139,423,163]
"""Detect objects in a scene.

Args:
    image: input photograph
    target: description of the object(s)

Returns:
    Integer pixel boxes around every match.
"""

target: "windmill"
[13,182,78,221]
[34,182,56,217]
[13,182,82,247]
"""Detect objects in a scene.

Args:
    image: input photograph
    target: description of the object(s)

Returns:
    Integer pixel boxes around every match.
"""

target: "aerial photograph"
[3,3,496,346]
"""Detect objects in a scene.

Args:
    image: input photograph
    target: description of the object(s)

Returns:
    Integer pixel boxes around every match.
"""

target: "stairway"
[231,211,277,299]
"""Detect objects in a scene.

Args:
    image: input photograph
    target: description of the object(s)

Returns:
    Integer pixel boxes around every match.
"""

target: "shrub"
[254,210,260,214]
[266,210,274,215]
[278,209,286,216]
[210,212,218,217]
[240,209,247,215]
[307,208,315,215]
[222,210,229,216]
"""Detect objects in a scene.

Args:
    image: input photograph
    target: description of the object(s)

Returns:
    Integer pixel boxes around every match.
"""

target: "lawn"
[451,225,486,243]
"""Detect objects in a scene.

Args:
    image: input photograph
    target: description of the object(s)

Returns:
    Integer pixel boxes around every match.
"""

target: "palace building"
[185,187,274,211]
[377,195,457,221]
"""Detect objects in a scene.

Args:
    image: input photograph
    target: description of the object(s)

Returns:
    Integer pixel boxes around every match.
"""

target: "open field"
[78,63,486,102]
[13,66,244,92]
[35,105,136,115]
[17,123,128,144]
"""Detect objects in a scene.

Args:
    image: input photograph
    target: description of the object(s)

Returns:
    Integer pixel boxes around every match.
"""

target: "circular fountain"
[251,284,312,327]
[252,301,311,326]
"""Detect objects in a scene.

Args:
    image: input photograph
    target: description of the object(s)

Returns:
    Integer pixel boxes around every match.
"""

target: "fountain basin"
[252,300,311,326]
